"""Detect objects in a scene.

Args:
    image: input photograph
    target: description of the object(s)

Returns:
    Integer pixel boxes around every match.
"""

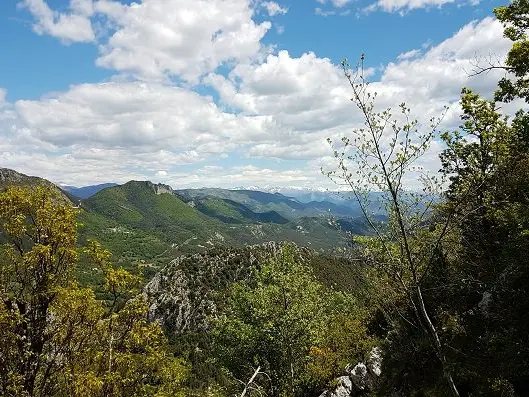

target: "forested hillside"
[1,170,361,288]
[1,1,529,396]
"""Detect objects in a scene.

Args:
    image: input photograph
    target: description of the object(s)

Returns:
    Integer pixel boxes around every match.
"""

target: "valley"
[1,168,369,287]
[2,2,528,394]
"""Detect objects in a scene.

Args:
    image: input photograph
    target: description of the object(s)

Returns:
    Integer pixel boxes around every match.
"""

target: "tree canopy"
[0,186,187,397]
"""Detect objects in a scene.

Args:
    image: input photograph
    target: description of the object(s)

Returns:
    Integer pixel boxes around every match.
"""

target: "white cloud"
[18,0,95,43]
[365,0,479,13]
[69,0,94,16]
[95,0,272,82]
[92,0,127,20]
[19,0,272,82]
[209,50,350,119]
[315,8,336,16]
[0,100,214,186]
[159,165,317,189]
[316,0,353,7]
[261,1,288,16]
[379,17,508,102]
[15,81,272,151]
[314,0,353,16]
[397,48,421,60]
[205,17,511,166]
[0,133,321,187]
[248,140,331,160]
[5,2,516,188]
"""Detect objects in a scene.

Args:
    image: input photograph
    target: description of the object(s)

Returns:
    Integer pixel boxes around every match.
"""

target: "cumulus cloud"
[69,0,94,16]
[95,0,271,82]
[204,17,510,167]
[92,0,127,20]
[397,49,421,60]
[157,165,316,189]
[8,0,516,188]
[378,17,508,102]
[18,0,95,43]
[207,51,351,121]
[0,99,212,187]
[213,17,508,131]
[19,0,272,82]
[14,81,273,151]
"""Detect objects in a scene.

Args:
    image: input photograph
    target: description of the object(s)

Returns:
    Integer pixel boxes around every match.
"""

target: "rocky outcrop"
[152,182,174,195]
[144,242,313,335]
[0,168,73,204]
[144,247,255,333]
[0,168,28,183]
[324,377,353,397]
[478,291,492,316]
[318,347,382,397]
[0,168,50,187]
[140,180,175,195]
[349,363,376,392]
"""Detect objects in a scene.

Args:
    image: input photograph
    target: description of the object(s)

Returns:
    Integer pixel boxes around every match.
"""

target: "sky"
[0,0,517,189]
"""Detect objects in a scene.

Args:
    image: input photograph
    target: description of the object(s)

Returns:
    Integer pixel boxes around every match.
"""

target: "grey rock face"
[152,183,174,195]
[0,168,46,185]
[143,242,303,336]
[349,363,374,392]
[368,347,382,376]
[0,168,26,182]
[478,291,492,316]
[318,376,353,397]
[318,347,382,397]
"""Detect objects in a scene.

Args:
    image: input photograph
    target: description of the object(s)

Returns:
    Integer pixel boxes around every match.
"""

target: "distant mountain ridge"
[62,183,119,199]
[76,179,364,278]
[61,181,371,220]
[66,182,385,218]
[176,188,365,220]
[0,169,374,228]
[0,168,369,285]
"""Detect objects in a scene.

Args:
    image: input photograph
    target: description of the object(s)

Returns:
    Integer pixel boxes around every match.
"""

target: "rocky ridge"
[144,242,316,335]
[318,348,383,397]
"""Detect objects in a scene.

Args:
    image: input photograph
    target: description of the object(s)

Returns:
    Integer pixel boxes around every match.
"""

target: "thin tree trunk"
[240,366,261,397]
[415,285,459,397]
[341,61,461,397]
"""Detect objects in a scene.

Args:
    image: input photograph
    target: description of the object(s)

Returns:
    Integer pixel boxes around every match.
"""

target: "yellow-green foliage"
[0,185,187,397]
[212,244,373,397]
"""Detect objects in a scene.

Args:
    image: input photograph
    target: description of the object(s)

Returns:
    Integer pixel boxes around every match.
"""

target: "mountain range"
[64,182,387,218]
[61,183,119,199]
[1,168,371,285]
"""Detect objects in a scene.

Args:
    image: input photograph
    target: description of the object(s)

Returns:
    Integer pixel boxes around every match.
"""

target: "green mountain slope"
[0,169,361,287]
[84,181,220,240]
[177,188,362,219]
[194,197,288,224]
[77,180,354,283]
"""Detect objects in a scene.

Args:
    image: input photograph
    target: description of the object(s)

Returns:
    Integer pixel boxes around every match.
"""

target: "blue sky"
[0,0,513,188]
